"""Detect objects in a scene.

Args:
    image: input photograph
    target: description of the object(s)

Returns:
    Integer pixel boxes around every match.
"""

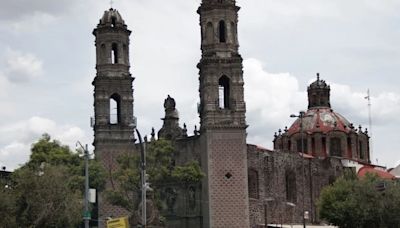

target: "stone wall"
[247,144,343,227]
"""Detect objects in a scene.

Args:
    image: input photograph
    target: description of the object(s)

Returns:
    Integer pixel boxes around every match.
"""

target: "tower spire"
[92,8,135,222]
[197,1,250,227]
[307,73,331,109]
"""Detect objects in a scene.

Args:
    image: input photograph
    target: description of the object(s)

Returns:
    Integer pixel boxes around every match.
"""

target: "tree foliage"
[0,134,106,227]
[0,179,16,228]
[317,173,400,228]
[13,165,82,227]
[106,139,204,214]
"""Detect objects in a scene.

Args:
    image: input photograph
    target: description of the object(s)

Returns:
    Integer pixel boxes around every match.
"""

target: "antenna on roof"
[365,88,373,163]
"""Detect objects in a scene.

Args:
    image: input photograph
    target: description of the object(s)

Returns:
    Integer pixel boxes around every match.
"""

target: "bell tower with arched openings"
[197,0,250,227]
[92,8,135,221]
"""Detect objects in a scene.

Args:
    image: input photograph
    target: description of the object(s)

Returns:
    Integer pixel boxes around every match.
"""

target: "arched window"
[296,138,308,153]
[111,43,118,64]
[359,141,364,159]
[312,94,317,106]
[206,22,214,44]
[285,170,297,203]
[330,137,342,157]
[111,17,116,27]
[219,20,226,43]
[109,93,121,124]
[218,76,230,109]
[248,169,259,199]
[347,137,352,158]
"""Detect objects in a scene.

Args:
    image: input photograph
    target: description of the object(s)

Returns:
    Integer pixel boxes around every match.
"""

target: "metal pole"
[84,144,90,228]
[300,111,306,228]
[135,129,146,228]
[77,141,90,228]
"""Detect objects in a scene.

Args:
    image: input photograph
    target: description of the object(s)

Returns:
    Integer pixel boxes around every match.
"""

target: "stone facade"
[92,8,135,224]
[247,145,344,226]
[92,2,370,228]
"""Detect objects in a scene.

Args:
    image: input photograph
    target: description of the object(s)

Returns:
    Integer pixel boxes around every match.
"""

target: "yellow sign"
[106,217,129,228]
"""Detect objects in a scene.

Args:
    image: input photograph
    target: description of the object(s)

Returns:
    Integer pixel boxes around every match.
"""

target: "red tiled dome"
[287,108,352,136]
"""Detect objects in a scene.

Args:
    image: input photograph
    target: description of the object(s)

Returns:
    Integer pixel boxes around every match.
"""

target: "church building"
[92,1,373,227]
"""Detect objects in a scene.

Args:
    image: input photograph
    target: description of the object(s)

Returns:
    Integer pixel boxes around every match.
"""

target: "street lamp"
[290,111,309,228]
[76,141,90,228]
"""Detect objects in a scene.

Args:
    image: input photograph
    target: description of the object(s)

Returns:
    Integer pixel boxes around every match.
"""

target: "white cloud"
[8,12,57,33]
[243,58,400,168]
[244,58,305,147]
[330,83,400,127]
[0,0,80,22]
[0,142,30,171]
[0,116,88,170]
[3,49,43,83]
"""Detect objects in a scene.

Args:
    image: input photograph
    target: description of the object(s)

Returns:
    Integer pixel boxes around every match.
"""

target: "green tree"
[106,139,204,217]
[317,173,400,228]
[13,165,82,227]
[0,179,16,228]
[3,134,106,227]
[26,133,106,192]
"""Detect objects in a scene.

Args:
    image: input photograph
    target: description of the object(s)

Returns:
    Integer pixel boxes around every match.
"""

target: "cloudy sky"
[0,0,399,170]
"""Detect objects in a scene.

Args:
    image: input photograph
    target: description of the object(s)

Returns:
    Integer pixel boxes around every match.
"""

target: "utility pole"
[77,142,90,228]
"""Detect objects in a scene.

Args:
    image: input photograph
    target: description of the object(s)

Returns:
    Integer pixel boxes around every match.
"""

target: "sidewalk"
[266,225,337,228]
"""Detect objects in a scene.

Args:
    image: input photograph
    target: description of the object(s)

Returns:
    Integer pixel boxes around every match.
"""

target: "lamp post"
[135,129,147,228]
[290,111,308,228]
[77,141,90,228]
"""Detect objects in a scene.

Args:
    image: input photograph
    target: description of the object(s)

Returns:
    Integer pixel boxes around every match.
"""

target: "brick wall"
[205,131,250,228]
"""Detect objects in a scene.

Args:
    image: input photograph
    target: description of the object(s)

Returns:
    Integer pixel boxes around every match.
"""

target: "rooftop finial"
[317,73,320,81]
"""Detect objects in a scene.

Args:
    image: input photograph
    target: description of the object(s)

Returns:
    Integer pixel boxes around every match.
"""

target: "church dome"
[287,108,352,135]
[98,8,126,27]
[273,74,370,163]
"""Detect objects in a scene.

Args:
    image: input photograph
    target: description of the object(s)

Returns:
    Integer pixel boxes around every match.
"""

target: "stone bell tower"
[92,8,135,222]
[197,0,250,227]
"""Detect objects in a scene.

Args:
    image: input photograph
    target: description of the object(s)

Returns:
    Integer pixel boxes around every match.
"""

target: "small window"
[248,169,259,199]
[206,22,213,44]
[218,76,230,109]
[285,170,297,203]
[347,137,352,158]
[111,17,116,27]
[219,20,226,43]
[330,137,342,157]
[359,141,364,159]
[296,138,308,153]
[111,43,118,64]
[322,137,327,155]
[230,22,235,43]
[109,93,121,124]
